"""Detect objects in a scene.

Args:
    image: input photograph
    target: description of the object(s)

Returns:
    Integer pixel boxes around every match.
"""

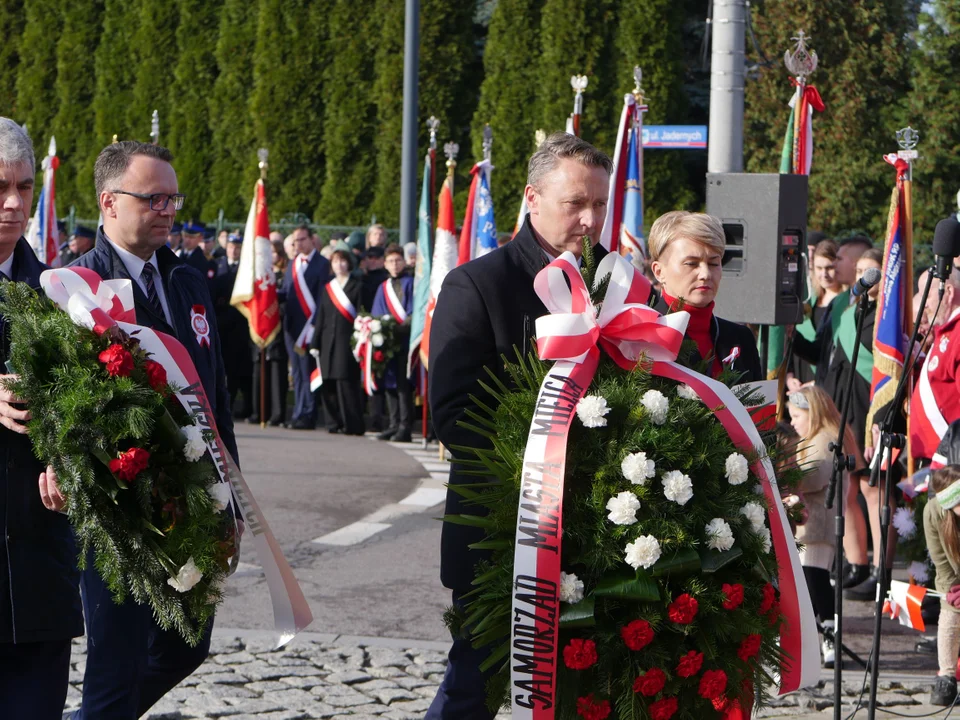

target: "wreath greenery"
[351,312,401,377]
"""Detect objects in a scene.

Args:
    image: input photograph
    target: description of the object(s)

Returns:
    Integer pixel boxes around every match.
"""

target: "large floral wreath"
[443,243,806,719]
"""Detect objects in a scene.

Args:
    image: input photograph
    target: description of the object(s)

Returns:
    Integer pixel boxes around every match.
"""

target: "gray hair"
[526,132,612,190]
[0,118,35,172]
[94,140,174,201]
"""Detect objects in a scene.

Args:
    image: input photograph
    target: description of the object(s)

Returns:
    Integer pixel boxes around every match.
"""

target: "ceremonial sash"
[834,302,873,384]
[383,279,408,324]
[310,351,323,391]
[510,253,819,719]
[325,279,357,324]
[913,350,949,459]
[40,267,313,647]
[292,256,317,351]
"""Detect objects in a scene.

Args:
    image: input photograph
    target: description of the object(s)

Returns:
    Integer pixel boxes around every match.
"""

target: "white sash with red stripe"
[914,349,949,459]
[383,279,408,324]
[326,279,357,323]
[292,255,317,351]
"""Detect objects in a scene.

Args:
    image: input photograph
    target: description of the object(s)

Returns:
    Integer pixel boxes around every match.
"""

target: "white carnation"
[576,395,610,428]
[892,507,917,539]
[725,453,750,486]
[372,333,385,347]
[559,572,585,604]
[353,317,363,330]
[705,518,735,552]
[621,451,656,485]
[207,482,232,512]
[908,560,931,585]
[181,425,207,463]
[370,319,383,333]
[167,557,203,593]
[759,526,773,554]
[606,491,641,526]
[641,389,669,425]
[624,535,661,570]
[662,470,693,506]
[676,384,699,401]
[740,501,767,533]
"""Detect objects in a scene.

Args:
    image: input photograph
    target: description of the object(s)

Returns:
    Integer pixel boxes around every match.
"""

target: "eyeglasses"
[111,190,186,211]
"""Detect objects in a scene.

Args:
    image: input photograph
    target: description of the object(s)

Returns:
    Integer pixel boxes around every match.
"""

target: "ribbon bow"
[40,267,136,335]
[352,316,379,395]
[533,251,690,368]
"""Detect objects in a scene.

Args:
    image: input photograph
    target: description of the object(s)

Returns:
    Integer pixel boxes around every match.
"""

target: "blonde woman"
[787,385,866,668]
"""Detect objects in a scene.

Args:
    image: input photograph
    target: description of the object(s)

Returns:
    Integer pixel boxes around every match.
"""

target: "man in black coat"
[427,132,612,720]
[180,220,215,283]
[68,140,238,719]
[214,233,254,419]
[0,118,84,720]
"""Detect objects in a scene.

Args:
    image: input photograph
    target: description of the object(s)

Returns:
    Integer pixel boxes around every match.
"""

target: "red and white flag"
[420,173,457,370]
[884,580,928,632]
[231,180,281,348]
[26,136,59,266]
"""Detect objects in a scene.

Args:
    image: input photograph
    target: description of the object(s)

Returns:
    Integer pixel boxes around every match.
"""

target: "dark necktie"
[140,262,165,320]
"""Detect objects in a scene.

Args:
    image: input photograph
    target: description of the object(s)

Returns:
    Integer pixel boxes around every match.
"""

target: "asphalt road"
[218,424,452,643]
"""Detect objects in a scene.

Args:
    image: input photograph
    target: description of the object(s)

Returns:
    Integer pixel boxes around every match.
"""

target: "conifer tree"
[315,0,378,226]
[166,0,223,221]
[250,0,327,218]
[128,1,179,145]
[906,0,960,241]
[203,0,257,220]
[469,0,544,226]
[369,0,404,227]
[15,0,62,150]
[91,0,142,196]
[744,0,910,239]
[0,2,26,120]
[51,0,104,217]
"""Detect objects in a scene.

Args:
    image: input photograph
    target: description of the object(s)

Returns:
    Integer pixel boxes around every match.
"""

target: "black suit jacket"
[429,218,608,591]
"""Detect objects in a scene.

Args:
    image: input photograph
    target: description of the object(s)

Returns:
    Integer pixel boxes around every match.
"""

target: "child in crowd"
[924,465,960,706]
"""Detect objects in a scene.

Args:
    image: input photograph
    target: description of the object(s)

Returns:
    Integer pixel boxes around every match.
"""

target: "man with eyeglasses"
[66,140,238,719]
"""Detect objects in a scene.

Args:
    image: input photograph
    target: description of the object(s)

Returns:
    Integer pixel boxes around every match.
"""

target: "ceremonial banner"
[457,159,497,266]
[421,173,457,371]
[231,180,281,348]
[600,93,647,259]
[40,267,313,647]
[884,580,928,632]
[26,137,59,267]
[867,156,912,446]
[409,154,433,372]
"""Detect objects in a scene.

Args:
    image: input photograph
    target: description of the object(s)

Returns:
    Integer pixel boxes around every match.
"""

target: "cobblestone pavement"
[62,628,952,720]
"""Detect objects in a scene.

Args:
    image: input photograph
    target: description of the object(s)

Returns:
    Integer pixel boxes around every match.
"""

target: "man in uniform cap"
[180,221,215,282]
[214,233,253,419]
[59,225,96,267]
[167,222,183,255]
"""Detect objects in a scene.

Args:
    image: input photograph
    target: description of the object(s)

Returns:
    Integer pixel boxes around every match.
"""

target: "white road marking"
[399,487,448,507]
[312,521,391,546]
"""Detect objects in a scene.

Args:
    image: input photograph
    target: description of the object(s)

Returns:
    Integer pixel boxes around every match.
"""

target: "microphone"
[851,266,882,298]
[933,216,960,281]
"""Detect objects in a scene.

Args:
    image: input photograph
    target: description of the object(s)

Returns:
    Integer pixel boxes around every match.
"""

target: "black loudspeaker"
[705,172,808,326]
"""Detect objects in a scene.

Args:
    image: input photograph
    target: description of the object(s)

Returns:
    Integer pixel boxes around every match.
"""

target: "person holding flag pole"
[25,136,59,267]
[229,149,282,428]
[456,125,497,266]
[599,66,649,263]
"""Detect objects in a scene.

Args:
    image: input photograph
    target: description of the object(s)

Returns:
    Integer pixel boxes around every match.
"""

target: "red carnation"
[698,669,728,700]
[633,667,666,697]
[648,696,678,720]
[759,583,777,614]
[722,583,744,610]
[563,638,598,671]
[621,619,655,651]
[712,695,731,712]
[373,350,385,362]
[737,633,762,662]
[109,447,151,482]
[99,344,134,377]
[144,360,168,392]
[575,694,611,720]
[767,601,782,626]
[675,649,704,678]
[668,593,699,624]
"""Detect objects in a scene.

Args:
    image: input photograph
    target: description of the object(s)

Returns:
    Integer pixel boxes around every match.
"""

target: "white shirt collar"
[0,249,14,279]
[298,249,316,264]
[103,233,160,281]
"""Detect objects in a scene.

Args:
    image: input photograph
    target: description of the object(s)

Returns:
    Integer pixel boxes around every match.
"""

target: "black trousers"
[0,638,71,720]
[803,565,835,624]
[251,354,289,423]
[321,379,365,435]
[385,372,414,431]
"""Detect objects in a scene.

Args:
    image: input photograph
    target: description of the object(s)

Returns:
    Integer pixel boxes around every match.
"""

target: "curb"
[211,626,451,652]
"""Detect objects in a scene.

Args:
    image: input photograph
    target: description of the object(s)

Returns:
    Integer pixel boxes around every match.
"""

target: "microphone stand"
[865,266,942,719]
[825,287,871,720]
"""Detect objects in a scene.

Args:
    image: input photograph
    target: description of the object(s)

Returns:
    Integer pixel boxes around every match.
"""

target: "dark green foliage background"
[1,0,953,245]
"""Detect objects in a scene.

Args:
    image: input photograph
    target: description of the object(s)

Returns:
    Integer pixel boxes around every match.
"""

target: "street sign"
[642,125,708,149]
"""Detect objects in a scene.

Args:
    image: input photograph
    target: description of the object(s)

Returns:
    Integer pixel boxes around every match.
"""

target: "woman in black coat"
[310,247,364,435]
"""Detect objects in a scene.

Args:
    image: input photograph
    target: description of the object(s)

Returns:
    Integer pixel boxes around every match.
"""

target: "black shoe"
[841,563,870,589]
[391,427,412,443]
[915,636,938,655]
[843,566,888,602]
[246,416,262,424]
[291,418,316,430]
[377,427,399,441]
[327,426,344,434]
[268,416,284,427]
[931,675,957,706]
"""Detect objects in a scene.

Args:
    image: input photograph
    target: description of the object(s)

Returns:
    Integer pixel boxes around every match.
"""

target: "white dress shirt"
[0,251,13,280]
[103,235,173,325]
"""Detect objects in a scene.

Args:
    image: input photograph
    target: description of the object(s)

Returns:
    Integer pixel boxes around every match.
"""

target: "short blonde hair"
[648,211,725,261]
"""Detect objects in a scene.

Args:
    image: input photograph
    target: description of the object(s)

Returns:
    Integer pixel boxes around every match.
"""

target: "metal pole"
[707,0,746,173]
[399,0,420,248]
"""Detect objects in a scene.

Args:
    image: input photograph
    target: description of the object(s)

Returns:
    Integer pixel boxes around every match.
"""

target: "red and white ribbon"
[383,279,408,324]
[509,252,818,719]
[190,304,211,348]
[352,316,379,396]
[39,267,314,648]
[326,280,357,324]
[292,255,317,351]
[722,346,741,365]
